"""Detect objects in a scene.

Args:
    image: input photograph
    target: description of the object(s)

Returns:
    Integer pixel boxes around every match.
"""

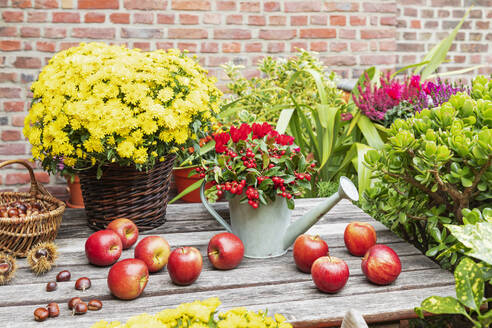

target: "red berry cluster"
[195,167,207,178]
[294,172,311,181]
[246,186,259,208]
[216,180,247,198]
[240,148,257,169]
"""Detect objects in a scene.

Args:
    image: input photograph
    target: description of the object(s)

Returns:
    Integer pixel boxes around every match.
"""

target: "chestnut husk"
[0,253,17,285]
[27,242,58,275]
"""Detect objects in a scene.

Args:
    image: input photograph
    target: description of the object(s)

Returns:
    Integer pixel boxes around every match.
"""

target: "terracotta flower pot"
[173,167,212,203]
[66,175,85,209]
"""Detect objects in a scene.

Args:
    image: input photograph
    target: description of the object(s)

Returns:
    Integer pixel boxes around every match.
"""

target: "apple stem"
[208,251,219,256]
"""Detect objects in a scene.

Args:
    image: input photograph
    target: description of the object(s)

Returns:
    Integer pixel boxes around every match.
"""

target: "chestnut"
[0,262,10,275]
[56,270,71,282]
[68,297,82,310]
[34,307,49,322]
[0,210,7,218]
[7,208,19,218]
[73,302,88,315]
[88,299,102,311]
[75,277,91,291]
[17,203,27,213]
[47,302,59,318]
[46,281,57,292]
[35,248,48,259]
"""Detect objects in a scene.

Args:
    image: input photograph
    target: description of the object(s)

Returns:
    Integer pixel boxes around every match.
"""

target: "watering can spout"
[283,176,359,250]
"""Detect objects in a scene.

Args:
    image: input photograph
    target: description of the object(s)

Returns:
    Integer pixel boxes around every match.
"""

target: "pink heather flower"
[386,82,404,100]
[341,112,353,121]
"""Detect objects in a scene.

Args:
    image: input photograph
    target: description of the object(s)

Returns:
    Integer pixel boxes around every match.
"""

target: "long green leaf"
[454,257,484,312]
[351,66,380,97]
[276,108,295,134]
[353,143,373,194]
[304,69,328,105]
[428,65,484,79]
[168,178,204,204]
[419,7,471,79]
[178,141,215,167]
[318,105,340,169]
[357,115,384,149]
[391,60,430,78]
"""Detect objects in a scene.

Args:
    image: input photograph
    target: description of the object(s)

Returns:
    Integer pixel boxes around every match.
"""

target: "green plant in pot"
[23,42,222,230]
[199,122,359,258]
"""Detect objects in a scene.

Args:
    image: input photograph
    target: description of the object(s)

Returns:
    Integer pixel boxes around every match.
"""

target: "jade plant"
[363,76,492,266]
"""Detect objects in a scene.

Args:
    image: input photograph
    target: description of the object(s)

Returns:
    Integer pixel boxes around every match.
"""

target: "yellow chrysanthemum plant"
[24,42,222,178]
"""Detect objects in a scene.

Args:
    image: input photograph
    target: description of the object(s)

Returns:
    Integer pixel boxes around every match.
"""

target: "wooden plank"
[0,272,454,327]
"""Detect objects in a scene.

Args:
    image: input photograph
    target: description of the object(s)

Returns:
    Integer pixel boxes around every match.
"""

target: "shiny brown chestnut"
[68,297,82,310]
[56,270,71,282]
[47,302,59,318]
[34,307,49,322]
[7,208,19,218]
[46,281,57,292]
[88,299,102,311]
[75,277,91,291]
[73,302,88,315]
[35,248,48,259]
[0,262,10,275]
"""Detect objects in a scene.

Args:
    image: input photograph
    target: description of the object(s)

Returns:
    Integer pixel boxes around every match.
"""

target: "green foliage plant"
[363,77,492,266]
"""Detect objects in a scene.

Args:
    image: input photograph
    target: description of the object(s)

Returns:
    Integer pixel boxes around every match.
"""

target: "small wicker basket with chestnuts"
[0,160,65,257]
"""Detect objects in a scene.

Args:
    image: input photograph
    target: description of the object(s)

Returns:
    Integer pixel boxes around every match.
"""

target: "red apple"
[344,222,377,256]
[107,218,139,249]
[107,258,149,300]
[208,232,244,270]
[167,247,202,286]
[361,244,401,285]
[85,230,122,266]
[134,236,171,273]
[293,234,329,273]
[311,256,349,293]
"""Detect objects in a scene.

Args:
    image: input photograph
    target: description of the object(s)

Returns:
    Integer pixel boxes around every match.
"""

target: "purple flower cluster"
[414,77,468,112]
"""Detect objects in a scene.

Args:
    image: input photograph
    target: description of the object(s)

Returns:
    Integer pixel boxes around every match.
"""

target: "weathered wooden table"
[0,199,455,327]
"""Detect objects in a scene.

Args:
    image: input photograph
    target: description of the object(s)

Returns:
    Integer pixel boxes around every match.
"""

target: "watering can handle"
[200,181,233,233]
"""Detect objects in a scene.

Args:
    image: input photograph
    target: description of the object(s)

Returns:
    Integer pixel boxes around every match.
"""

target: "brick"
[291,16,307,26]
[217,0,235,10]
[267,42,284,53]
[21,27,40,37]
[339,29,355,39]
[134,12,154,24]
[172,0,210,10]
[208,56,230,67]
[360,54,396,65]
[410,20,421,28]
[380,16,396,26]
[350,16,366,26]
[61,0,72,8]
[322,55,356,66]
[300,28,336,39]
[0,41,21,51]
[35,172,50,184]
[121,28,161,38]
[370,16,378,26]
[34,0,58,8]
[12,0,31,7]
[431,0,460,5]
[454,55,466,63]
[438,10,450,18]
[157,14,174,24]
[53,12,80,23]
[245,42,262,52]
[470,33,482,41]
[361,29,394,39]
[311,15,327,25]
[35,41,56,52]
[397,19,406,28]
[264,1,280,12]
[156,42,173,50]
[85,12,105,23]
[222,42,241,53]
[0,88,21,98]
[331,42,348,52]
[214,29,251,39]
[203,13,220,24]
[226,15,242,25]
[44,27,67,38]
[177,42,197,52]
[330,15,346,26]
[133,42,151,51]
[421,9,434,18]
[5,173,30,185]
[285,1,321,12]
[0,73,16,83]
[363,2,396,13]
[324,2,358,12]
[260,29,296,40]
[179,14,198,25]
[470,9,482,19]
[350,41,368,52]
[310,41,327,52]
[460,44,488,52]
[28,11,47,22]
[2,11,23,22]
[73,28,115,39]
[11,115,25,127]
[379,40,396,51]
[1,130,21,141]
[13,57,41,69]
[424,21,438,29]
[240,1,260,12]
[248,15,266,26]
[0,27,17,37]
[201,42,219,53]
[476,21,490,29]
[124,0,166,9]
[78,0,118,8]
[169,28,208,39]
[291,41,307,51]
[402,32,416,40]
[404,7,417,17]
[110,13,130,23]
[269,15,286,25]
[4,102,24,112]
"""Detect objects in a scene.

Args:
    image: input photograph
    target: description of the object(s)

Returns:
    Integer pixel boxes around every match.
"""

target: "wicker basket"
[0,160,65,257]
[78,154,176,231]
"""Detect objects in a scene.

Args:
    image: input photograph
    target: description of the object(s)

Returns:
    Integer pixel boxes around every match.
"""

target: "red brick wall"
[0,0,491,197]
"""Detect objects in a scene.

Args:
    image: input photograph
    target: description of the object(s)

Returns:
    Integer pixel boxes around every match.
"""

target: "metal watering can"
[200,176,359,258]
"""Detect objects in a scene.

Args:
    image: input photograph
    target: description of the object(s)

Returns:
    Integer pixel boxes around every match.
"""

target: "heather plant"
[414,78,468,113]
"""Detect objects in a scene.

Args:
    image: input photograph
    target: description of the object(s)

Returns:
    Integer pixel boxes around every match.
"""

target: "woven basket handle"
[0,160,51,198]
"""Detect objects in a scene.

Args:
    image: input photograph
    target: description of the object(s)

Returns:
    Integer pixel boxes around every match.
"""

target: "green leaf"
[427,65,485,79]
[454,257,484,312]
[168,178,205,204]
[276,108,295,134]
[417,296,467,316]
[357,115,384,149]
[96,166,103,179]
[391,60,430,78]
[446,222,492,265]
